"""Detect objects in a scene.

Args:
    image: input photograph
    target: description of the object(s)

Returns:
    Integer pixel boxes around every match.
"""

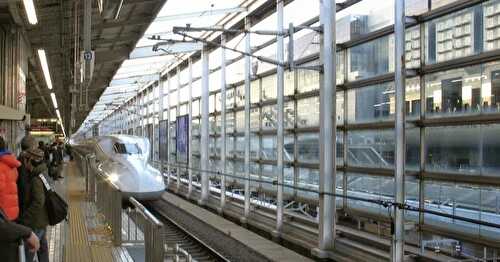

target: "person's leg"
[35,229,49,262]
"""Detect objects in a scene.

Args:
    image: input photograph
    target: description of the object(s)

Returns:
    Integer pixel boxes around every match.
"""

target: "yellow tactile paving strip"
[64,162,115,262]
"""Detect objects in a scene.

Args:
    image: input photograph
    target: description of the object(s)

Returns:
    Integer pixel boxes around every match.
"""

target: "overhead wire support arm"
[172,29,288,67]
[171,29,322,71]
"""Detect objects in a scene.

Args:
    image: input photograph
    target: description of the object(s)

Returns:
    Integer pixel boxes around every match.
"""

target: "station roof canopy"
[78,0,257,134]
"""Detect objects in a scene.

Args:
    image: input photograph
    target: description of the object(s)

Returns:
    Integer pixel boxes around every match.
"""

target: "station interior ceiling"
[1,0,166,130]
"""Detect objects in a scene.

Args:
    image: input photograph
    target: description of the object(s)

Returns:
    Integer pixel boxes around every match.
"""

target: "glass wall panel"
[348,35,394,81]
[337,0,395,43]
[262,102,295,130]
[424,181,500,241]
[191,100,200,117]
[347,173,395,215]
[236,85,245,107]
[297,133,319,164]
[426,6,482,64]
[226,112,235,133]
[482,61,500,113]
[425,65,482,116]
[482,124,500,175]
[297,97,319,127]
[406,26,421,69]
[250,108,260,131]
[347,80,420,123]
[426,125,480,174]
[484,0,500,52]
[226,136,234,157]
[347,129,420,170]
[235,111,245,132]
[297,69,319,93]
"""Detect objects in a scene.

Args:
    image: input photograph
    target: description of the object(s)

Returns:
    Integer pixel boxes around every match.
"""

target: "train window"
[113,143,142,155]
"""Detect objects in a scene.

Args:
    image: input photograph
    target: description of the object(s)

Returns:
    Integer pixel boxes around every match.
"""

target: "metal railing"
[74,151,166,261]
[129,198,165,262]
[94,168,123,245]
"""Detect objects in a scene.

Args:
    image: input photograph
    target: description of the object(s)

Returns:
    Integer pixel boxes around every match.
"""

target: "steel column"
[200,46,210,205]
[393,0,406,261]
[275,0,285,236]
[243,17,252,221]
[314,0,336,258]
[188,58,194,197]
[166,76,171,185]
[82,0,91,109]
[220,34,227,212]
[159,75,165,177]
[176,67,181,192]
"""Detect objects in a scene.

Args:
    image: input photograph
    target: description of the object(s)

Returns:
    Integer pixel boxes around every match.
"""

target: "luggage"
[38,175,68,226]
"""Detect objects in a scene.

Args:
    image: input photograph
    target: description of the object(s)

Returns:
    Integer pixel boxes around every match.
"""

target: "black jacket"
[0,209,32,262]
[17,153,30,219]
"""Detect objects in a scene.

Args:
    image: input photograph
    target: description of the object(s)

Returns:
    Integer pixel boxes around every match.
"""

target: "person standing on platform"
[18,148,50,262]
[0,136,22,222]
[0,208,40,262]
[17,135,37,221]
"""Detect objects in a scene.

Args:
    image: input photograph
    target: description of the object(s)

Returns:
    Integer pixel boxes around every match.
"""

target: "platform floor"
[50,161,133,262]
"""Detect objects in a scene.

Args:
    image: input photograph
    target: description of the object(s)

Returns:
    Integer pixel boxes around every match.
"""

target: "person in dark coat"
[18,148,50,262]
[0,208,40,262]
[17,135,37,220]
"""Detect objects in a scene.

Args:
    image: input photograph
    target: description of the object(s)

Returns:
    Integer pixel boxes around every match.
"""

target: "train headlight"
[108,174,119,183]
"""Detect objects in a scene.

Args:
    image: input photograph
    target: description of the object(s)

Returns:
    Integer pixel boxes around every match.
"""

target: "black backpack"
[38,174,68,225]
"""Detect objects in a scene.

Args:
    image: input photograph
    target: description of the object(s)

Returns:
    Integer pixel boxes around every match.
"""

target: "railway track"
[147,201,229,262]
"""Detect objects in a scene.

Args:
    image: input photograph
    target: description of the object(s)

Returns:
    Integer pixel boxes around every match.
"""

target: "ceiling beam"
[94,15,154,30]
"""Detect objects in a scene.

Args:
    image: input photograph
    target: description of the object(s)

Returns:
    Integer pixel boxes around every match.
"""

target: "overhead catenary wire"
[159,162,500,230]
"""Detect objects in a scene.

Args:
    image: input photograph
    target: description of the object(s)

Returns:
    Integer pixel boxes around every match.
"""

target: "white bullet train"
[73,135,166,201]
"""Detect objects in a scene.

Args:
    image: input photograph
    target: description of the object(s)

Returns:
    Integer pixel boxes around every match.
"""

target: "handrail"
[129,197,165,262]
[129,197,163,227]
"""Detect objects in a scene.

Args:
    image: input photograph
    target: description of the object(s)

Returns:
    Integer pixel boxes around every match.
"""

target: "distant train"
[73,135,166,201]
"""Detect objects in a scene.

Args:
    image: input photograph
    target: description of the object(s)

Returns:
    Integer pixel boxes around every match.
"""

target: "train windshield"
[113,143,142,155]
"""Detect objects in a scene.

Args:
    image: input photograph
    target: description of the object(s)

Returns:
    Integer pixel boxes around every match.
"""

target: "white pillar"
[166,76,171,185]
[393,0,406,261]
[275,0,285,237]
[200,46,210,205]
[188,58,194,197]
[176,67,182,192]
[313,0,337,258]
[219,34,227,213]
[242,17,252,222]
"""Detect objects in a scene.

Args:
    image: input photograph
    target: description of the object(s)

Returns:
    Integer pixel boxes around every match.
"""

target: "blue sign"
[159,120,168,161]
[176,115,189,163]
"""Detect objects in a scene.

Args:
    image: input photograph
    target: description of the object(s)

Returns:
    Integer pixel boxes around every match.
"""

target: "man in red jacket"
[0,136,22,221]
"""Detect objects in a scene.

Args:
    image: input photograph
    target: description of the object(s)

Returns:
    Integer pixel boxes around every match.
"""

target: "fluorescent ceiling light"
[37,50,53,90]
[50,92,58,109]
[22,0,38,25]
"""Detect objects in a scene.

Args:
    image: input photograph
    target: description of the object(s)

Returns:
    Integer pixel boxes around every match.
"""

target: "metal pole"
[200,46,210,205]
[188,58,194,197]
[275,0,285,237]
[135,97,139,136]
[159,74,165,177]
[176,67,181,192]
[166,76,171,186]
[393,0,406,261]
[314,0,336,258]
[220,34,227,213]
[243,17,251,222]
[82,0,91,109]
